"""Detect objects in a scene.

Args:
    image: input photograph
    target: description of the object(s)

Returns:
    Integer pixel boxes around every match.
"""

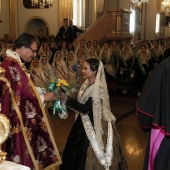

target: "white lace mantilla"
[77,61,116,169]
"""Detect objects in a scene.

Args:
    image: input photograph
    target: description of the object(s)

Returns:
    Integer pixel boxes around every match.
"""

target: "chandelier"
[161,0,170,13]
[31,0,53,9]
[131,0,149,6]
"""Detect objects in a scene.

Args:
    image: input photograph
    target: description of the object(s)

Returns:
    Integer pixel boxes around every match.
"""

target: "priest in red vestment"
[0,33,61,170]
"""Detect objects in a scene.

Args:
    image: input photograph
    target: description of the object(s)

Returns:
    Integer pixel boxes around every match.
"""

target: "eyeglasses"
[28,47,37,53]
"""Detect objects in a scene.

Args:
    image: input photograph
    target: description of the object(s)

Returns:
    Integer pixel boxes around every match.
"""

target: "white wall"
[0,0,60,38]
[16,0,59,37]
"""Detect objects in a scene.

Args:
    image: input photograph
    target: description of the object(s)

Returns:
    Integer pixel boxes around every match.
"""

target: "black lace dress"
[60,97,128,170]
[60,97,93,170]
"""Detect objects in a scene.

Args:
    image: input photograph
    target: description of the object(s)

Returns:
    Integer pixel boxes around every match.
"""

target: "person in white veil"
[38,41,53,62]
[60,58,127,170]
[29,57,48,89]
[52,51,69,81]
[39,55,55,82]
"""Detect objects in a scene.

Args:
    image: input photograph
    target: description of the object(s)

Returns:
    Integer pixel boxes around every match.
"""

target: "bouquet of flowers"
[48,79,77,119]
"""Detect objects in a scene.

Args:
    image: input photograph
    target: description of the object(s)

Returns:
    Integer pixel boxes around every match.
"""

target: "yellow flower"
[56,79,69,87]
[56,81,61,87]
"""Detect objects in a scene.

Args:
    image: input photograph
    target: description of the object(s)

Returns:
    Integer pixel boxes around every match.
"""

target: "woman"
[99,41,116,90]
[39,55,55,82]
[76,49,86,82]
[111,41,120,56]
[133,44,152,96]
[116,41,134,94]
[86,41,93,51]
[38,41,53,62]
[88,47,98,59]
[110,41,120,67]
[67,51,80,85]
[29,57,48,89]
[75,39,89,59]
[60,58,127,170]
[150,39,164,69]
[59,40,69,61]
[67,42,75,52]
[92,39,101,56]
[52,51,69,80]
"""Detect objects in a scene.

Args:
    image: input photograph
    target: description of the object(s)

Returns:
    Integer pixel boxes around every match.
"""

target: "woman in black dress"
[60,58,127,170]
[133,44,152,96]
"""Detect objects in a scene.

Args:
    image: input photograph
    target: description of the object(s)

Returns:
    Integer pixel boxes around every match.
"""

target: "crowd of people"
[1,29,170,97]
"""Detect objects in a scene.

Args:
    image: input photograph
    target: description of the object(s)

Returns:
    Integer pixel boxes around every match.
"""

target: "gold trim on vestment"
[0,59,62,170]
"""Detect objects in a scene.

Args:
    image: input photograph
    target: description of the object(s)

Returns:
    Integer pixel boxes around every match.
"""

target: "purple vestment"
[0,56,61,170]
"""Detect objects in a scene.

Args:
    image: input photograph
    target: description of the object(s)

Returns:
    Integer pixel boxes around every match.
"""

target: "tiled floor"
[48,93,148,170]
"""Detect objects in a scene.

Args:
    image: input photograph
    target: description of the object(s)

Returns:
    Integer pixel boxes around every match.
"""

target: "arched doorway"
[25,17,50,37]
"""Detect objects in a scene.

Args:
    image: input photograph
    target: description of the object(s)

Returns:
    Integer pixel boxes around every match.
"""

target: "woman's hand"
[44,91,58,102]
[59,92,68,101]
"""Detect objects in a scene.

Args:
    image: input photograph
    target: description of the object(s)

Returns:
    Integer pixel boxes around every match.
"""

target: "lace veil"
[79,60,116,149]
[92,60,116,149]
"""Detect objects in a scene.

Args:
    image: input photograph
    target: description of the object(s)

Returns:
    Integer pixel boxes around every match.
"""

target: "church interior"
[0,0,170,169]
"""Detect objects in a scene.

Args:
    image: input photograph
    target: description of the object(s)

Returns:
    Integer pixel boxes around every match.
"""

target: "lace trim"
[81,114,113,170]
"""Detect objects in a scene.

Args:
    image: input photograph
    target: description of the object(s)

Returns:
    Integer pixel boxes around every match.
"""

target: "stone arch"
[24,17,50,37]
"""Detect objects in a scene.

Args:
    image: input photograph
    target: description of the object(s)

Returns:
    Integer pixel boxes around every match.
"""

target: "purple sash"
[148,128,164,170]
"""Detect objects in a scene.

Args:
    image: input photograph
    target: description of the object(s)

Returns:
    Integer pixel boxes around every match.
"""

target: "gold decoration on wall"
[23,0,53,9]
[131,0,149,7]
[60,0,73,24]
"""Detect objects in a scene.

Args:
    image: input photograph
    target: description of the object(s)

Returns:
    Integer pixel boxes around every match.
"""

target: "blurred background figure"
[52,51,69,81]
[69,19,84,42]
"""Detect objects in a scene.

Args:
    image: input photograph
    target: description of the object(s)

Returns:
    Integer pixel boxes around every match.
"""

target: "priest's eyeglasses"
[28,47,37,53]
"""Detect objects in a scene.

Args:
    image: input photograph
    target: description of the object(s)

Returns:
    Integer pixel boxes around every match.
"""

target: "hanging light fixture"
[161,0,170,13]
[131,0,149,6]
[31,0,53,9]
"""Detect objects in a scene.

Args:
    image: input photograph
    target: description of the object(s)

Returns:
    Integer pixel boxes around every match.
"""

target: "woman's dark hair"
[153,39,159,45]
[14,33,36,49]
[140,44,147,49]
[86,58,100,72]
